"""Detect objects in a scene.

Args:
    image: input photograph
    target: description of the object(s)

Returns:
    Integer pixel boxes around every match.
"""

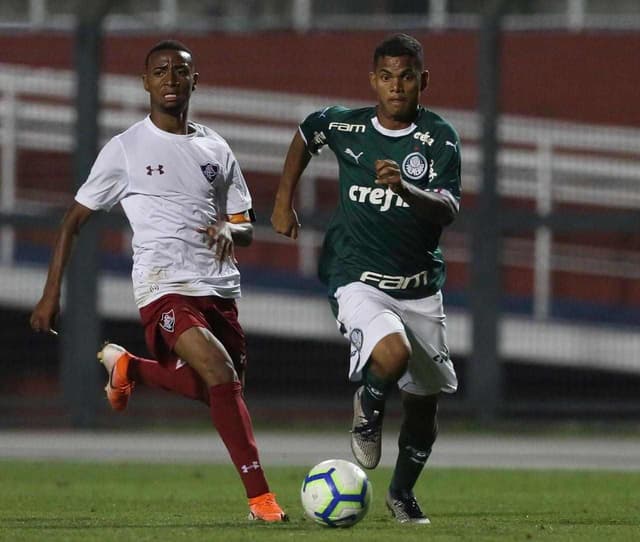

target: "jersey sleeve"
[427,123,462,210]
[298,106,344,155]
[223,147,253,217]
[75,136,129,211]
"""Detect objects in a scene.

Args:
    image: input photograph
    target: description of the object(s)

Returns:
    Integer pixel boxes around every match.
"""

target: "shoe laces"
[352,412,381,442]
[393,494,424,518]
[404,496,423,515]
[250,492,278,508]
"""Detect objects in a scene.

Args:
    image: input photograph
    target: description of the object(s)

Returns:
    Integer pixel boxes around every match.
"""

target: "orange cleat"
[97,343,134,412]
[248,492,289,522]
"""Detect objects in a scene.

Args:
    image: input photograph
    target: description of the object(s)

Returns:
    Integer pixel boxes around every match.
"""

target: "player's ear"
[192,71,199,91]
[368,71,377,92]
[142,73,150,92]
[420,70,429,92]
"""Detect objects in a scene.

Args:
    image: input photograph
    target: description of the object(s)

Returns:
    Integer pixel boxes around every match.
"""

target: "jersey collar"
[145,115,199,140]
[370,116,417,137]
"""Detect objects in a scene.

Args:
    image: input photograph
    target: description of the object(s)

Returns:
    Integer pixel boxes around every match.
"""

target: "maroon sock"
[209,381,269,498]
[128,356,209,404]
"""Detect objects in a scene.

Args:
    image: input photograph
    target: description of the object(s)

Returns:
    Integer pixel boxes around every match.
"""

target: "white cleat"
[386,491,431,524]
[350,386,383,469]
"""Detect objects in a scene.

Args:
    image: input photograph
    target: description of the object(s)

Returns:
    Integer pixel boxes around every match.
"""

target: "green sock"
[390,400,438,496]
[389,440,431,497]
[361,364,394,419]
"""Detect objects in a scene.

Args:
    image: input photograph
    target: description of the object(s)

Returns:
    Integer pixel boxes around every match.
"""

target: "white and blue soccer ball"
[300,459,372,528]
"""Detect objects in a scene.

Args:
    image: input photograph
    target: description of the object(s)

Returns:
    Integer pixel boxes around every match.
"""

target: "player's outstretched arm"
[374,159,458,226]
[30,202,94,334]
[271,131,311,240]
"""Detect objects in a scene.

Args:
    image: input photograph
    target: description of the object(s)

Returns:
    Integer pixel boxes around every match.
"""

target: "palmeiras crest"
[200,162,219,184]
[402,152,428,180]
[159,309,175,333]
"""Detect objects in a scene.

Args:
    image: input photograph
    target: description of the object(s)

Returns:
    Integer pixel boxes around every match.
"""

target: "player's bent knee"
[371,333,412,380]
[200,356,237,386]
[369,357,408,382]
[175,327,238,386]
[182,349,238,387]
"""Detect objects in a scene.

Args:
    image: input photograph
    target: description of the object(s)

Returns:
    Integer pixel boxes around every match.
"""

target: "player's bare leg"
[174,327,237,387]
[174,327,288,522]
[351,332,411,469]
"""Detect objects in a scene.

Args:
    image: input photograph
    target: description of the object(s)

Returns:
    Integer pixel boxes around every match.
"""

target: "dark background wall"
[1,31,639,126]
[2,28,639,427]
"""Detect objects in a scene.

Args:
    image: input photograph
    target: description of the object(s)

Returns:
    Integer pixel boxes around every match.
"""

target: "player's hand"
[197,222,237,269]
[271,205,301,240]
[374,159,405,193]
[30,294,60,336]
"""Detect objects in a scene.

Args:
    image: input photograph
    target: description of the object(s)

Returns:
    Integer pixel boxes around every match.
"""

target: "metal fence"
[1,7,639,426]
[2,0,640,31]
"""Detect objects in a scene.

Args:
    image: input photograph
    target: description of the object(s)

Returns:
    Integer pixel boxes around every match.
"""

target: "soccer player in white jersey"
[272,34,461,524]
[30,40,287,522]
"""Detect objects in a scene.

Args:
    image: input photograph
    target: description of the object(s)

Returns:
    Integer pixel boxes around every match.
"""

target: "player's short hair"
[144,39,194,67]
[373,33,424,69]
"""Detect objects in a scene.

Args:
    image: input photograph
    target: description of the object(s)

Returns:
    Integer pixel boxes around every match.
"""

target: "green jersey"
[299,105,461,300]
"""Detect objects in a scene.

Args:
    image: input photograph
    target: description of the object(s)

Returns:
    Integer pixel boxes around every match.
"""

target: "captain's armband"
[227,209,256,224]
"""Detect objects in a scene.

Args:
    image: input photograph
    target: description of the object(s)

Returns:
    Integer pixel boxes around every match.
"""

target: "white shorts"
[335,282,458,396]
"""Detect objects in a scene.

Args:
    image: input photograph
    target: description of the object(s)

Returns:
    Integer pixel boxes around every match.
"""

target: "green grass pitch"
[1,461,639,541]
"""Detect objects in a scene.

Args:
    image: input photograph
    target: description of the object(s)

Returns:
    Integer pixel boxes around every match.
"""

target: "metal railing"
[2,0,640,31]
[1,62,640,374]
[2,62,639,309]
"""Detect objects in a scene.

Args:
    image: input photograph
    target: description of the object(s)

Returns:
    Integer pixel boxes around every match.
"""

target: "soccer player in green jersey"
[271,33,461,524]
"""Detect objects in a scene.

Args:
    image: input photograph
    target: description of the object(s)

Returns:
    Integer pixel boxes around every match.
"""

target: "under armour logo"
[146,164,165,175]
[345,148,364,164]
[240,461,261,474]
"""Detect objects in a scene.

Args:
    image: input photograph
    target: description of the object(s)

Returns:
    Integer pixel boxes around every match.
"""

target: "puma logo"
[345,148,364,164]
[445,140,458,151]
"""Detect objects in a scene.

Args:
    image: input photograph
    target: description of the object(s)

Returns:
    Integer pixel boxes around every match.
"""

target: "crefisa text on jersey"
[348,184,410,212]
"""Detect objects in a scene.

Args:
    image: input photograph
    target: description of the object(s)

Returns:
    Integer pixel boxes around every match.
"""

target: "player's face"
[369,55,428,128]
[142,49,198,113]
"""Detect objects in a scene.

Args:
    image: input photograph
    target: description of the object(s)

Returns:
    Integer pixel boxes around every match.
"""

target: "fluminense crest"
[200,162,219,183]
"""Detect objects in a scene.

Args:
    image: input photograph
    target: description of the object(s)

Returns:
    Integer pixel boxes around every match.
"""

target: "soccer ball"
[300,459,372,528]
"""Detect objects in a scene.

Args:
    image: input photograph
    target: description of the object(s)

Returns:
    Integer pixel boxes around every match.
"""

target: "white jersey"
[75,116,252,308]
